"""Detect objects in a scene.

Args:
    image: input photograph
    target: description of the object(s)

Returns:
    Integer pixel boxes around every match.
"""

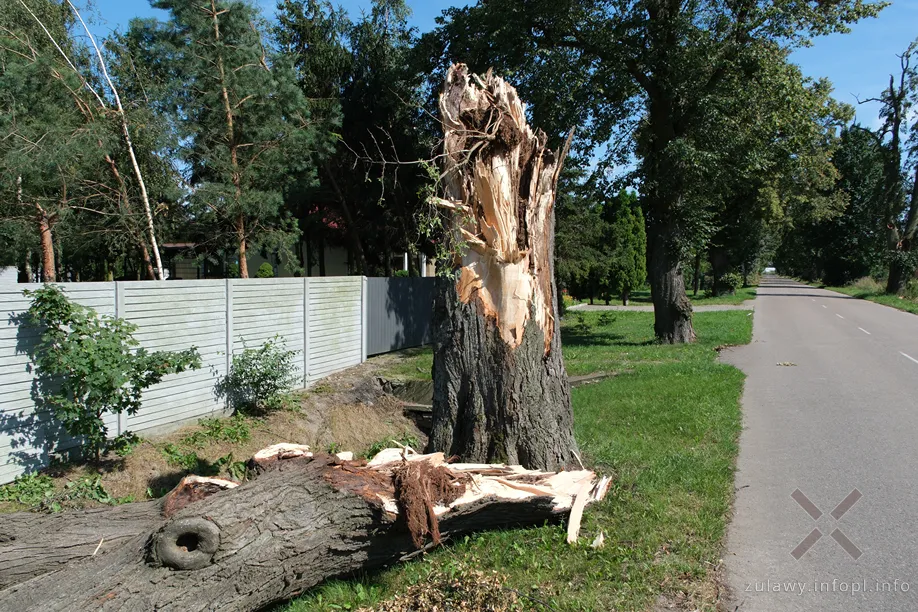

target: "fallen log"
[0,445,608,612]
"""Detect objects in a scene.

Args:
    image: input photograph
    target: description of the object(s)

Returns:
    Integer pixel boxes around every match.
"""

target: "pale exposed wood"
[439,65,561,351]
[565,476,595,544]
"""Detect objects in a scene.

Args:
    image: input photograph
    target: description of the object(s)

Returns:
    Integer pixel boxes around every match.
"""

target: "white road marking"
[858,328,871,335]
[836,314,845,319]
[901,352,918,365]
[822,305,827,309]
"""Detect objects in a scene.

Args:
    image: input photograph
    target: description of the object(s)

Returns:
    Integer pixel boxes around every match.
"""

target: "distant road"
[722,276,918,611]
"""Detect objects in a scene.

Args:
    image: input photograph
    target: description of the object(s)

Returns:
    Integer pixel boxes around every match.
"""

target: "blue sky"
[88,0,916,127]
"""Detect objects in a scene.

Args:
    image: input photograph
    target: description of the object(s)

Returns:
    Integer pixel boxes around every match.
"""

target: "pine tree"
[134,0,321,277]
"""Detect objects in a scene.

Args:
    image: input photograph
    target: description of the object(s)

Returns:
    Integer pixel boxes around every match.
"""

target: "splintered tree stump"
[0,445,608,612]
[429,64,578,470]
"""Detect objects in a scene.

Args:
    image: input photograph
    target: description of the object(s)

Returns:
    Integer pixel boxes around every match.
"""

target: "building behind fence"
[0,276,434,483]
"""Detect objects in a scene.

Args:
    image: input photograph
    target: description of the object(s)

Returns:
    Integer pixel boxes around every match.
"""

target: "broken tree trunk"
[428,64,578,471]
[0,446,607,612]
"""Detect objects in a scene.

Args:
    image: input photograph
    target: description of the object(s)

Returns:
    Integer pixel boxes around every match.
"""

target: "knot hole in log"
[152,517,221,571]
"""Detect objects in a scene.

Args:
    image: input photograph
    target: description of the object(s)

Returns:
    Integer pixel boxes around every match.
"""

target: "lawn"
[816,284,918,316]
[566,286,756,308]
[284,310,753,611]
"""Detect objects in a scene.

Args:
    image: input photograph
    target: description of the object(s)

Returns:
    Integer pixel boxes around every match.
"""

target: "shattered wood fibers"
[393,461,468,547]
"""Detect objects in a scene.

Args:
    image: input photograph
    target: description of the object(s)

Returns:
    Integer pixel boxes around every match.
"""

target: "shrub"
[24,285,202,460]
[217,336,299,414]
[255,262,275,278]
[903,280,918,300]
[850,276,884,293]
[107,432,144,457]
[719,272,742,294]
[393,269,410,278]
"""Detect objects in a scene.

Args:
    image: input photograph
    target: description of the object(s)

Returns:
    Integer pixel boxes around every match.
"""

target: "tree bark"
[37,214,56,283]
[647,218,695,343]
[428,65,578,471]
[693,251,701,296]
[236,214,249,279]
[323,163,368,276]
[623,290,630,306]
[0,449,606,612]
[886,166,918,294]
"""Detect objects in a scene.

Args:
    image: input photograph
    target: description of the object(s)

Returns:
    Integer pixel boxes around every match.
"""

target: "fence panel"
[365,277,435,356]
[307,277,364,383]
[121,281,227,433]
[232,278,306,383]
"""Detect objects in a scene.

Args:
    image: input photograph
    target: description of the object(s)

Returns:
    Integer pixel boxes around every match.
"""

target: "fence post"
[225,279,233,414]
[115,281,126,436]
[361,276,368,363]
[303,277,310,387]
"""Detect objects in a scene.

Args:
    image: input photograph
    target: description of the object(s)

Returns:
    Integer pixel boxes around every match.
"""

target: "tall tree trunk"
[428,65,578,471]
[318,234,327,276]
[639,70,696,343]
[323,163,368,275]
[236,215,249,279]
[37,215,56,283]
[886,167,918,294]
[209,1,249,279]
[623,289,630,306]
[647,218,695,343]
[140,242,156,281]
[693,251,701,296]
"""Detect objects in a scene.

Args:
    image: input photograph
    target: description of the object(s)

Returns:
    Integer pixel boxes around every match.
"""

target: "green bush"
[217,336,299,414]
[256,262,275,278]
[24,285,202,460]
[902,280,918,300]
[393,269,410,278]
[107,432,144,457]
[719,272,743,294]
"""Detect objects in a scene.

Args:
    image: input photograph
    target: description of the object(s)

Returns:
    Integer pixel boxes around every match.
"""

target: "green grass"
[567,286,756,307]
[375,346,434,381]
[816,284,918,316]
[283,310,753,612]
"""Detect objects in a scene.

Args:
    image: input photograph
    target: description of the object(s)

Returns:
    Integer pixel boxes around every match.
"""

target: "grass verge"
[815,284,918,316]
[284,310,754,611]
[566,286,756,308]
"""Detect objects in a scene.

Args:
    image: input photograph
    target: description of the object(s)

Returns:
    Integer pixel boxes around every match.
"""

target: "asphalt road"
[722,276,918,611]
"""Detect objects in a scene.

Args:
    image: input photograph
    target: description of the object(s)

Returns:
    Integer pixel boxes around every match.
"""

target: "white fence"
[0,277,367,483]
